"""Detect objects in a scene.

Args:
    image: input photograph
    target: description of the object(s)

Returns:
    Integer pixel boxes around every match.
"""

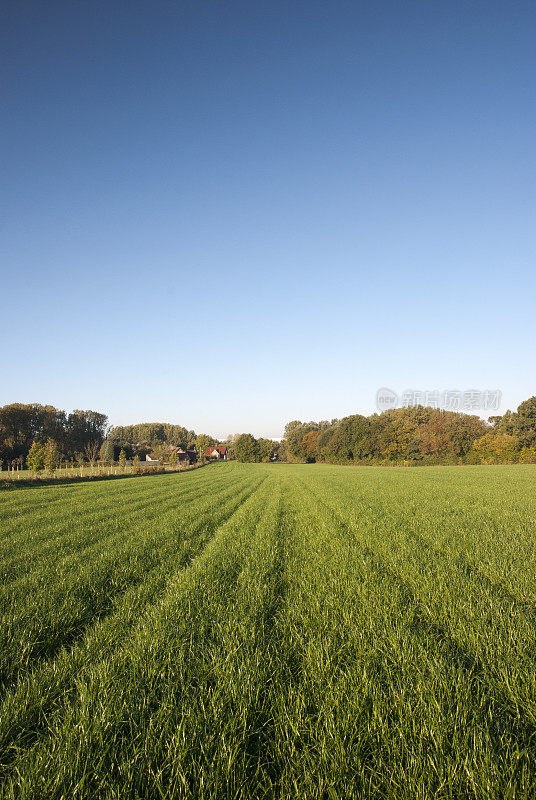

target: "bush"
[27,441,45,472]
[519,446,536,464]
[132,465,166,476]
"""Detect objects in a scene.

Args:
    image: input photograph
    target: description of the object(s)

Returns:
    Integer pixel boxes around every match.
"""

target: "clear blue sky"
[2,0,534,439]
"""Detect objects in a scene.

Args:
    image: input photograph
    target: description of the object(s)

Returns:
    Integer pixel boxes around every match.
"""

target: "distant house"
[205,446,228,461]
[170,446,198,464]
[186,449,198,464]
[146,447,198,466]
[169,446,186,462]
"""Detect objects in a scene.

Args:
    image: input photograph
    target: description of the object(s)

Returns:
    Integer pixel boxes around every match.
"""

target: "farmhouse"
[205,446,228,460]
[145,447,198,465]
[169,446,190,463]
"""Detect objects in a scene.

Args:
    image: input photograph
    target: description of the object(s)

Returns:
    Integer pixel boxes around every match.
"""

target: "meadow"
[0,462,535,799]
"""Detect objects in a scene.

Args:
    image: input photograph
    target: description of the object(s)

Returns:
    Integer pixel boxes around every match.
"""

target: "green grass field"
[1,462,535,799]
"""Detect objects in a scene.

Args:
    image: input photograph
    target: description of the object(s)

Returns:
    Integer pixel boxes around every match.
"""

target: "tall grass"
[0,463,535,798]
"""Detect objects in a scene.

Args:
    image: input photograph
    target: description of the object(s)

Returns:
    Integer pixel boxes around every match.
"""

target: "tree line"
[101,424,229,463]
[0,404,108,470]
[0,404,278,471]
[279,396,536,465]
[2,396,535,470]
[101,423,198,461]
[233,434,278,463]
[104,427,280,464]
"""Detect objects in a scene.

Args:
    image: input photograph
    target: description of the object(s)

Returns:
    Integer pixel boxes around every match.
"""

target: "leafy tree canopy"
[0,403,107,467]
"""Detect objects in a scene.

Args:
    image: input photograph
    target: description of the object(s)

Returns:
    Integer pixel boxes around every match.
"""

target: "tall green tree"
[300,430,320,462]
[100,439,115,462]
[235,434,259,463]
[196,434,217,454]
[510,397,536,448]
[0,403,65,464]
[257,438,277,462]
[27,440,45,472]
[66,410,108,454]
[43,438,60,472]
[284,421,319,460]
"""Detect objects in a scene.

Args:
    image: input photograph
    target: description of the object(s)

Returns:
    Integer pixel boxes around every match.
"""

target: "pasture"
[0,462,535,799]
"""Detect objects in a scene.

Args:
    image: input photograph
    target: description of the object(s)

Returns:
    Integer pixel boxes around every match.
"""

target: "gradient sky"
[2,0,535,439]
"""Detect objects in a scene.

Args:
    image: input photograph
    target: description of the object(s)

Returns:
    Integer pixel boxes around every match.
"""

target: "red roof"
[204,445,228,456]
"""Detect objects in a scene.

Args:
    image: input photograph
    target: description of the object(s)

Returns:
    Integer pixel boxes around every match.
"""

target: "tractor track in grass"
[0,475,279,798]
[0,468,250,595]
[0,469,231,572]
[0,474,187,528]
[241,487,294,790]
[151,477,306,800]
[295,476,536,765]
[0,474,267,697]
[0,488,208,590]
[0,473,270,777]
[0,467,228,561]
[402,528,536,630]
